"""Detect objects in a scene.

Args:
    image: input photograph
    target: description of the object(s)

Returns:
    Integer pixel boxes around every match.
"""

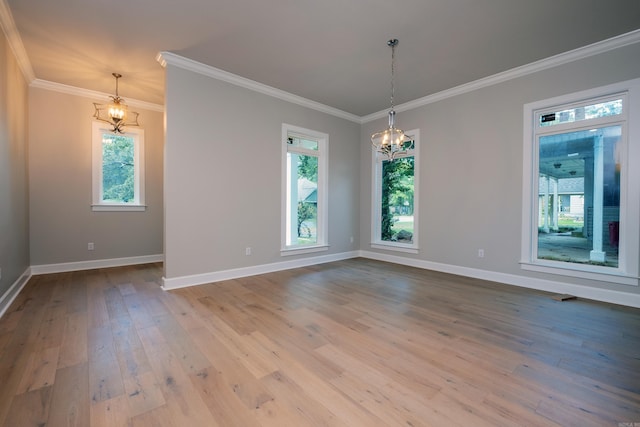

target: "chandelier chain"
[390,39,397,110]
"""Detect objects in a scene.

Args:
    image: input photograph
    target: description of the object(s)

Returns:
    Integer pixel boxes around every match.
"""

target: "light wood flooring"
[1,258,639,426]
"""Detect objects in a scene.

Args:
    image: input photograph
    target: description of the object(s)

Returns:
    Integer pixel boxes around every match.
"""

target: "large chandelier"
[371,39,413,160]
[93,73,139,134]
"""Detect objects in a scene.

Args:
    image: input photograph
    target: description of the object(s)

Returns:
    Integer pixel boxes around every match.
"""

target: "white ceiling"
[5,0,640,116]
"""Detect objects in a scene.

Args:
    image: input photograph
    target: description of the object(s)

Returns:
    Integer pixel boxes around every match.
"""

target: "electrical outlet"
[245,247,252,256]
[478,249,485,258]
[350,236,354,243]
[88,242,95,251]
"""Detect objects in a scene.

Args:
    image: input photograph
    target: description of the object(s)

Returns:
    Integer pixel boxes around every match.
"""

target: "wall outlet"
[350,236,354,244]
[245,247,252,256]
[478,249,485,258]
[88,242,95,251]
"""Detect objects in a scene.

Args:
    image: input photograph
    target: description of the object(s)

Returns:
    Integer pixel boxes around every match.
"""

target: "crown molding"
[30,79,164,112]
[156,51,361,124]
[361,29,640,123]
[0,0,35,82]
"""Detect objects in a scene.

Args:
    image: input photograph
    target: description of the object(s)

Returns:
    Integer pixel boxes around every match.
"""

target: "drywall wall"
[163,64,360,280]
[0,28,29,300]
[28,88,164,265]
[360,41,640,297]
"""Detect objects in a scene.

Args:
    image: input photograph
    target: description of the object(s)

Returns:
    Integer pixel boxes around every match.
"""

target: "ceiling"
[5,0,640,117]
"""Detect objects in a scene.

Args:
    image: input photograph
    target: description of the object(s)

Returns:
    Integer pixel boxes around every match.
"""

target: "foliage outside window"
[92,122,145,211]
[282,124,328,254]
[372,130,419,253]
[521,79,640,286]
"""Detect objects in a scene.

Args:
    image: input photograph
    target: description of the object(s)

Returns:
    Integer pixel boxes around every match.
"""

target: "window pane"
[102,133,135,203]
[539,99,622,127]
[381,156,414,243]
[287,136,318,151]
[286,152,318,246]
[537,125,620,267]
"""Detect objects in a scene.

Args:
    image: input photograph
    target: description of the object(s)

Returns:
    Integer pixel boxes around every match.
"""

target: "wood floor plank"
[142,338,220,426]
[16,345,60,393]
[0,277,54,426]
[3,386,52,427]
[58,312,88,369]
[130,404,177,427]
[87,279,111,329]
[88,325,125,404]
[48,362,90,427]
[90,395,131,427]
[186,325,275,411]
[152,314,212,375]
[123,370,166,418]
[188,368,263,427]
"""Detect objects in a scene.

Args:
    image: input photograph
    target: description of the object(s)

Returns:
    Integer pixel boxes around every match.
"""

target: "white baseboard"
[0,267,32,318]
[30,254,164,275]
[359,250,640,308]
[162,251,359,290]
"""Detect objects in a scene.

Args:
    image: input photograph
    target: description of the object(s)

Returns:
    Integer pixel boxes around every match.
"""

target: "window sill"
[371,242,419,254]
[92,204,147,212]
[281,245,329,257]
[520,261,639,287]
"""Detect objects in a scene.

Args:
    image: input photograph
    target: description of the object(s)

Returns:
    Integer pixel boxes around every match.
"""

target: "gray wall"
[360,42,640,296]
[0,29,29,297]
[28,88,164,265]
[164,65,360,279]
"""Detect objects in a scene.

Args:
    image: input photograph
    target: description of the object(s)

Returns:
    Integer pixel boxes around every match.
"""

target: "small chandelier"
[371,39,413,160]
[93,73,139,134]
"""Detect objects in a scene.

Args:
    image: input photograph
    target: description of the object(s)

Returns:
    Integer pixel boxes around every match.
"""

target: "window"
[371,130,419,253]
[92,122,145,211]
[281,124,328,255]
[521,79,640,286]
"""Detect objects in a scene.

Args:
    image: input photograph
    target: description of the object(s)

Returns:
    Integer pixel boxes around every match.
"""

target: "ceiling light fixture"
[93,73,139,134]
[371,38,413,160]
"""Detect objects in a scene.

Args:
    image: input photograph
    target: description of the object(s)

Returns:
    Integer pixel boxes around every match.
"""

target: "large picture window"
[372,130,419,253]
[281,124,328,255]
[521,79,640,286]
[92,122,145,211]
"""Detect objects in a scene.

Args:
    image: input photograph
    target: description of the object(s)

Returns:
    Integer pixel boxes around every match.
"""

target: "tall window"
[372,130,419,253]
[281,124,328,254]
[92,122,145,211]
[521,79,640,286]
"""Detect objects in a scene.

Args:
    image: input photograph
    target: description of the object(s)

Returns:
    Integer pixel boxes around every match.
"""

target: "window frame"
[521,79,640,286]
[281,123,329,256]
[91,121,146,212]
[371,129,420,253]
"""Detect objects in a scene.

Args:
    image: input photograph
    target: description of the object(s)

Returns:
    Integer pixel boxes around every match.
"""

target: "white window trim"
[521,79,640,286]
[92,121,146,212]
[281,123,329,255]
[371,129,420,253]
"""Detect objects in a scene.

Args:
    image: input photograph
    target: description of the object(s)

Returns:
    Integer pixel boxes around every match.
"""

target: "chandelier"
[93,73,139,134]
[371,39,413,160]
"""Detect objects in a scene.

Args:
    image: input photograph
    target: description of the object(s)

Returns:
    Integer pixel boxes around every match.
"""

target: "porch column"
[542,176,550,233]
[590,132,605,262]
[551,177,559,232]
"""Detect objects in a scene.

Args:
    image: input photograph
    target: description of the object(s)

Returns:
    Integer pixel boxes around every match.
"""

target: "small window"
[92,122,145,211]
[281,124,328,255]
[539,97,622,127]
[371,130,419,253]
[522,80,640,286]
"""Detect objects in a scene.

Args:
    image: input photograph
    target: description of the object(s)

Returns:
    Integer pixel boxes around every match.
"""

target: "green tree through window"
[102,134,134,202]
[381,157,414,241]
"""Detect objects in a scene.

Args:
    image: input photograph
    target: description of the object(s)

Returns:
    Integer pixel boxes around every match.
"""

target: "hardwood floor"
[1,258,639,426]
